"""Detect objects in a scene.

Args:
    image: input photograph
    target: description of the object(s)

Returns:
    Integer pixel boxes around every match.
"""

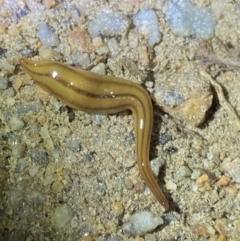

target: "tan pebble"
[111,201,124,214]
[11,75,22,91]
[43,0,57,8]
[191,224,207,236]
[56,167,63,174]
[215,218,228,235]
[83,235,94,241]
[196,174,209,187]
[38,46,54,60]
[135,236,144,241]
[92,37,104,48]
[68,27,94,53]
[216,234,227,241]
[7,25,21,37]
[0,0,4,7]
[62,179,68,185]
[0,23,7,34]
[216,175,231,187]
[137,45,149,66]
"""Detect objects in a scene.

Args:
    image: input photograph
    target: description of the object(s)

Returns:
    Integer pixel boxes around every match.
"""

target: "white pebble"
[91,63,106,75]
[150,156,165,177]
[10,115,24,131]
[133,10,161,46]
[123,211,164,236]
[222,157,240,183]
[108,38,120,57]
[166,180,177,191]
[166,0,216,39]
[88,12,130,37]
[51,203,74,229]
[38,22,60,47]
[28,164,39,177]
[145,233,156,241]
[178,166,191,177]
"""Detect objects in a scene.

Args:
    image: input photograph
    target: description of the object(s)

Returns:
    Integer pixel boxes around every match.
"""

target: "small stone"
[9,115,24,131]
[222,157,240,183]
[84,235,94,241]
[29,148,50,166]
[91,63,106,75]
[108,38,119,57]
[68,27,94,53]
[159,133,172,145]
[133,10,161,46]
[178,166,191,177]
[10,75,22,91]
[166,180,177,191]
[12,143,25,158]
[88,12,130,37]
[196,174,209,187]
[0,78,8,89]
[52,181,64,193]
[38,22,59,47]
[123,211,164,236]
[17,102,42,115]
[192,224,207,236]
[153,63,213,126]
[38,45,54,60]
[67,140,81,152]
[69,51,90,67]
[111,201,124,214]
[145,233,156,241]
[28,164,40,177]
[51,203,73,229]
[216,175,231,187]
[43,0,57,8]
[150,157,165,177]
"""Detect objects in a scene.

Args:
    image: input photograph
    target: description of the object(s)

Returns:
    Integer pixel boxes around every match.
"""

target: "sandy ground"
[1,0,240,240]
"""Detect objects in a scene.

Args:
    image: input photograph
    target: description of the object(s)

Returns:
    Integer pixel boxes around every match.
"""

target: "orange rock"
[216,175,231,187]
[192,223,207,236]
[68,27,95,53]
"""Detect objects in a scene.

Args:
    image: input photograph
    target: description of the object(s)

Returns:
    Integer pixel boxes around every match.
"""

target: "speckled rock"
[68,27,94,53]
[123,211,164,236]
[153,63,213,126]
[88,12,130,37]
[51,203,74,229]
[9,115,24,131]
[222,157,240,183]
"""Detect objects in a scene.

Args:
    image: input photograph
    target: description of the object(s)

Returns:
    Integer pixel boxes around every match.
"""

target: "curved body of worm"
[19,57,169,210]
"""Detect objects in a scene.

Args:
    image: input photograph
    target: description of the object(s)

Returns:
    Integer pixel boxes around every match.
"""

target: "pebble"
[12,143,25,158]
[38,45,54,59]
[67,140,81,152]
[88,12,130,37]
[178,166,191,177]
[0,78,8,89]
[68,27,94,53]
[69,51,90,67]
[123,211,164,236]
[166,180,177,191]
[110,201,124,215]
[216,175,231,187]
[150,156,165,177]
[133,10,161,46]
[222,157,240,183]
[166,0,216,39]
[159,133,172,145]
[145,233,156,241]
[108,38,119,57]
[196,174,209,187]
[153,63,213,126]
[17,102,42,115]
[51,203,74,229]
[91,63,106,75]
[38,22,59,47]
[0,57,15,73]
[29,148,50,166]
[9,115,24,131]
[28,163,40,177]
